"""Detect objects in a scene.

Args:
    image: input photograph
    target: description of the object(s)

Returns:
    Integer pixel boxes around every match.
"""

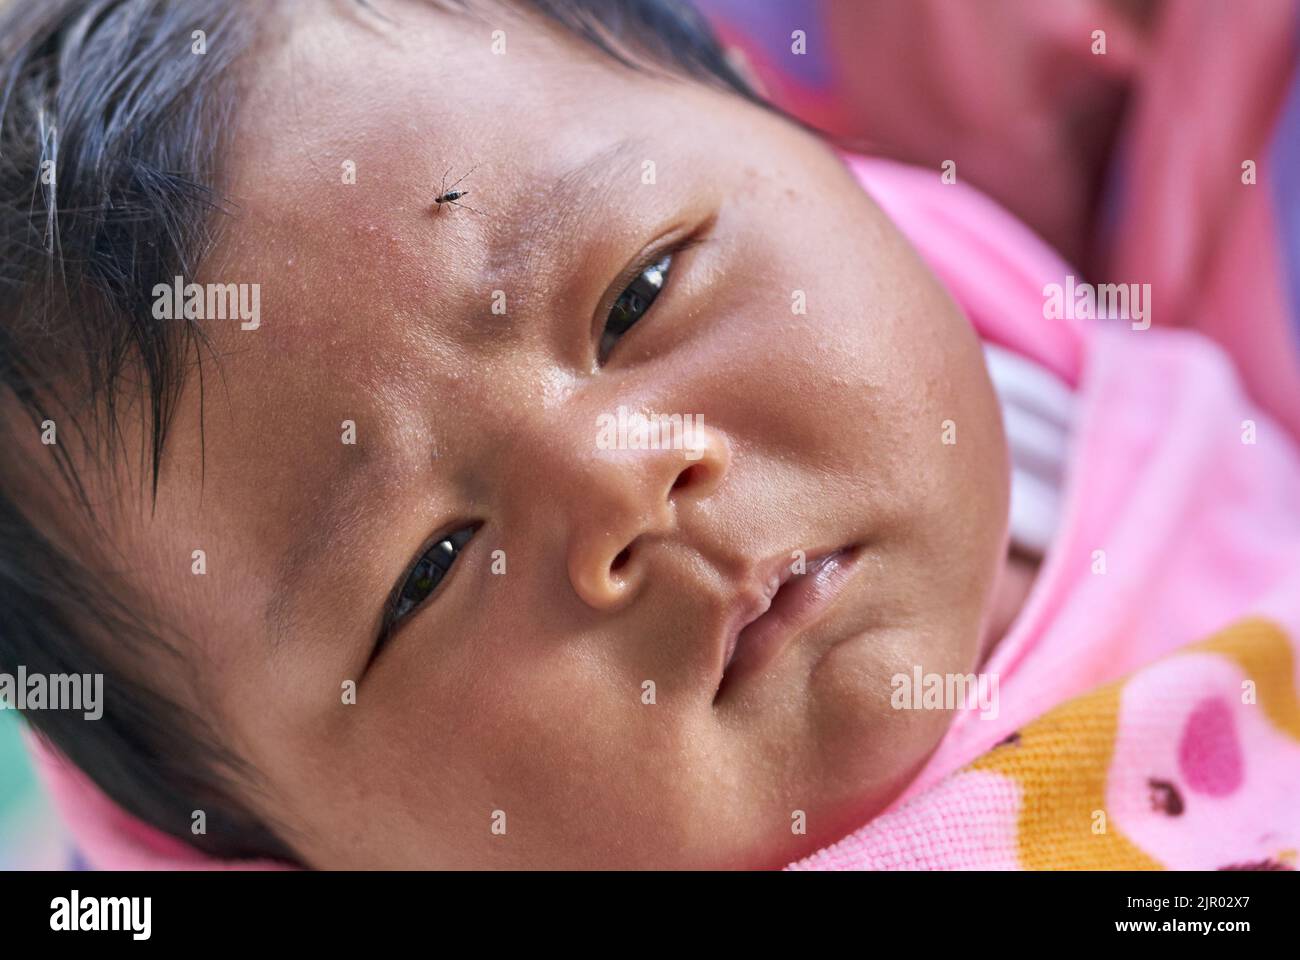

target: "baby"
[3,0,1296,871]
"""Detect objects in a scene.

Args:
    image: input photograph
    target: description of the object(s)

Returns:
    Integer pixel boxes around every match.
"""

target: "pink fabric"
[22,730,287,870]
[705,0,1300,442]
[25,153,1300,870]
[699,0,1146,266]
[785,156,1300,869]
[1099,0,1300,442]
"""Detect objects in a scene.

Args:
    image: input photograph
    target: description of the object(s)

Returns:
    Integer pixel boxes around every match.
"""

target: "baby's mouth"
[713,545,861,702]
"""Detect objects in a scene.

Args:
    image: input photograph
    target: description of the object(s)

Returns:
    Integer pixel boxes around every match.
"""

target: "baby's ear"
[723,44,769,100]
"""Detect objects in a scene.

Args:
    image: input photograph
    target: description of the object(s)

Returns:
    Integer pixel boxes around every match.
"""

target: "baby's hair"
[0,0,775,862]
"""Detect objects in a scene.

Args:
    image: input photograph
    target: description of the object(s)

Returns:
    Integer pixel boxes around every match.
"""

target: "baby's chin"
[785,608,987,838]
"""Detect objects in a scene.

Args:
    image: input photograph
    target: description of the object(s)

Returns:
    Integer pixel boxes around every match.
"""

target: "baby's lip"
[713,545,861,702]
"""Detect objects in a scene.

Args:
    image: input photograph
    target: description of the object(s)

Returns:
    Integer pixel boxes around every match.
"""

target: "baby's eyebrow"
[553,135,649,209]
[488,135,651,280]
[553,136,649,206]
[264,461,384,651]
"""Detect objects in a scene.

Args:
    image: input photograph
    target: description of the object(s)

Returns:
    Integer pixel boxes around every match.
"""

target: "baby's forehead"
[227,0,657,202]
[212,4,678,332]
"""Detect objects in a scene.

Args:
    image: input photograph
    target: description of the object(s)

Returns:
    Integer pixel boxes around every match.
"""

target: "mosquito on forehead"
[432,165,481,216]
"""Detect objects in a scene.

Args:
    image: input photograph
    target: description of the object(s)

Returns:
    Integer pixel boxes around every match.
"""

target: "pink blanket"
[25,154,1300,870]
[788,156,1300,870]
[701,0,1300,442]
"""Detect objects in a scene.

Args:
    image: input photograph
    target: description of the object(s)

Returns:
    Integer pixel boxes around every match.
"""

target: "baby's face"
[115,0,1009,867]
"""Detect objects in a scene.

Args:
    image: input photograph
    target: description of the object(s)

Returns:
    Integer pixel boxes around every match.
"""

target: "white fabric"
[982,342,1075,557]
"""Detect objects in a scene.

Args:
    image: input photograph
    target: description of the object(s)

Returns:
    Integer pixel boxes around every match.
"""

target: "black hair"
[0,0,777,862]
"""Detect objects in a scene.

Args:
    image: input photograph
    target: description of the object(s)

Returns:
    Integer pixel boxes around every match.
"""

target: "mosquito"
[432,165,480,215]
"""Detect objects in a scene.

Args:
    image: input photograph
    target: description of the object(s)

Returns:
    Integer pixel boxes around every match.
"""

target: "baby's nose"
[554,417,731,612]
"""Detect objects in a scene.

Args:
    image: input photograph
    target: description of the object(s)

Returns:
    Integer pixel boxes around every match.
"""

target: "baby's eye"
[599,252,673,361]
[384,525,476,632]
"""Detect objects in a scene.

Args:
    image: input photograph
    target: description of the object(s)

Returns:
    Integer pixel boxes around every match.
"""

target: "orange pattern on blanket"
[969,680,1161,869]
[1198,618,1300,743]
[968,617,1299,870]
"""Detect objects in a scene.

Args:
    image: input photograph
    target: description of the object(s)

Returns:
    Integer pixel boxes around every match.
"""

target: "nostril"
[611,547,631,572]
[672,465,700,492]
